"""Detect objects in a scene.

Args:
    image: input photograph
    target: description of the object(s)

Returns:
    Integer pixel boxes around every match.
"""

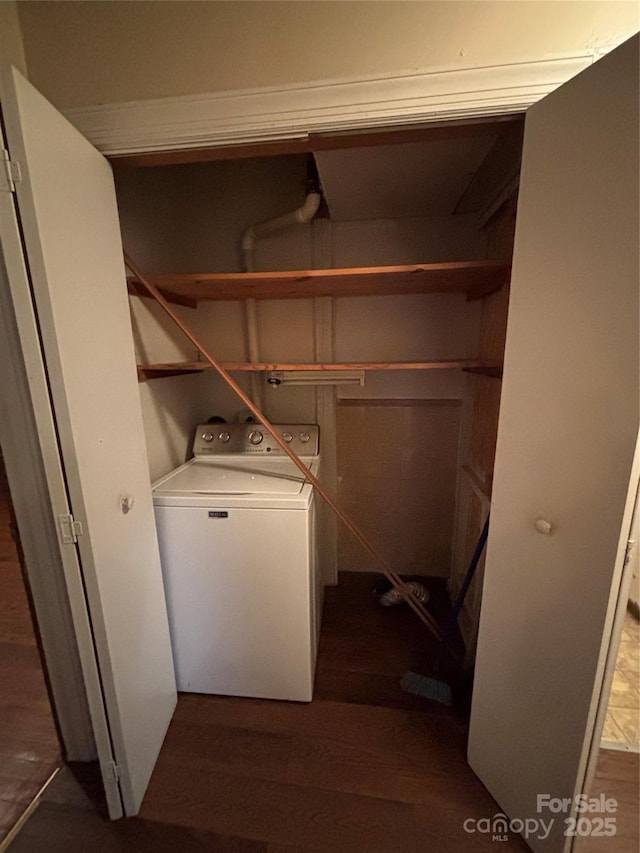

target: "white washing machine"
[152,423,322,702]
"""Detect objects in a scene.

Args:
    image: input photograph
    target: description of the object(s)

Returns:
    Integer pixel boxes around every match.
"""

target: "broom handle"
[124,252,445,644]
[439,515,490,647]
[451,515,490,621]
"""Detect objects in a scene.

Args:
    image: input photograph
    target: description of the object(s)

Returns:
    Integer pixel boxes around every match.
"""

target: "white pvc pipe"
[242,192,321,272]
[241,191,322,408]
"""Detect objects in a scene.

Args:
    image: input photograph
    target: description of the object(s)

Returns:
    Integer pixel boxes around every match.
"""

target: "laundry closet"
[114,118,522,654]
[1,37,636,842]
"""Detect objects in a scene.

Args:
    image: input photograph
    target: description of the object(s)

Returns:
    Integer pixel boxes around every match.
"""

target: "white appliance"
[152,423,322,702]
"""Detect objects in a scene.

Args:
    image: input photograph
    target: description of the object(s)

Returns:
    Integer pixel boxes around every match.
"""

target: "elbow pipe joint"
[241,192,321,272]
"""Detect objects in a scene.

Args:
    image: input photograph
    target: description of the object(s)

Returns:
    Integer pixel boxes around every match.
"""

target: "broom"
[401,515,490,706]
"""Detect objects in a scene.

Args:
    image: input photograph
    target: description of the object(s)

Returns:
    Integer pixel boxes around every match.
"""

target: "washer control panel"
[193,424,319,457]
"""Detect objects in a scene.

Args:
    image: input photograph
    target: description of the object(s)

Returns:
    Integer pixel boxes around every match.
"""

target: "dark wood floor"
[0,459,60,845]
[7,571,639,852]
[9,572,537,852]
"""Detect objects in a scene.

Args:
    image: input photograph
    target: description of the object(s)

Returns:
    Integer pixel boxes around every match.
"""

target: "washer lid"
[152,457,319,497]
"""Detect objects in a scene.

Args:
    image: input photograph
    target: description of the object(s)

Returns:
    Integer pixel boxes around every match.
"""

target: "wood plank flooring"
[8,571,640,852]
[602,609,640,749]
[576,749,639,853]
[10,572,534,851]
[0,458,60,845]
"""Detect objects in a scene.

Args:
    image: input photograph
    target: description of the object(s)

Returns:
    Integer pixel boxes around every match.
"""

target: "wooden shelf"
[462,364,504,379]
[136,362,206,381]
[127,260,510,306]
[137,359,503,382]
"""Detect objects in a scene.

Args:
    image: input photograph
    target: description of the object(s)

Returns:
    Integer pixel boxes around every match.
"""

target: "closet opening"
[112,114,524,715]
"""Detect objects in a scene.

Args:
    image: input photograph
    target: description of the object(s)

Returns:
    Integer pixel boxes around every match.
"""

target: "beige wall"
[337,401,462,577]
[17,1,639,110]
[0,1,27,72]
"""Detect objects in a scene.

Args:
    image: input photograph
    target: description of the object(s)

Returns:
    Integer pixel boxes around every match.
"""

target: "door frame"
[0,239,97,764]
[0,45,631,819]
[582,437,640,780]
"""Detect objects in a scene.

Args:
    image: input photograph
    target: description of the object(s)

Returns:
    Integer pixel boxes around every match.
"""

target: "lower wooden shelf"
[136,362,206,380]
[136,359,503,382]
[462,364,503,379]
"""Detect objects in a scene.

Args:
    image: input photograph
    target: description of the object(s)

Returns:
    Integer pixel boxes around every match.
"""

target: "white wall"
[115,156,310,273]
[128,298,214,480]
[16,2,639,110]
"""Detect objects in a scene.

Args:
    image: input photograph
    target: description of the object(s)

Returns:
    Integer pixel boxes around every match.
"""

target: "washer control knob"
[218,432,230,443]
[248,430,264,446]
[282,432,293,443]
[300,431,311,444]
[201,431,214,442]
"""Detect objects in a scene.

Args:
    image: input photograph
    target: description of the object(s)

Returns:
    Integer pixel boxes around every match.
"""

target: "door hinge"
[105,761,120,784]
[58,513,84,544]
[0,148,22,193]
[624,539,636,566]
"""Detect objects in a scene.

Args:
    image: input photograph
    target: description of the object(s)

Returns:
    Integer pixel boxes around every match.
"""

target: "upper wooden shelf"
[127,260,510,307]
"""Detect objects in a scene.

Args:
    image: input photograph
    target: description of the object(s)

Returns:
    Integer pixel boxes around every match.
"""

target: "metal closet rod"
[123,251,446,647]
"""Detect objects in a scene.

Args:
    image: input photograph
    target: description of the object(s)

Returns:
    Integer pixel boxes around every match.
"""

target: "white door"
[469,35,638,853]
[0,68,177,817]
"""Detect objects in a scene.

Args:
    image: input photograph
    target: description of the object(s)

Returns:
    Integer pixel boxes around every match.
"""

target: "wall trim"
[64,54,595,156]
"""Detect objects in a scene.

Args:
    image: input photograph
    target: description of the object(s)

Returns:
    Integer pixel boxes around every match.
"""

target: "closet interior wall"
[114,136,516,598]
[450,196,516,653]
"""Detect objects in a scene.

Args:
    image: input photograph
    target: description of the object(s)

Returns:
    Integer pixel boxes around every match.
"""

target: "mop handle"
[448,514,490,629]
